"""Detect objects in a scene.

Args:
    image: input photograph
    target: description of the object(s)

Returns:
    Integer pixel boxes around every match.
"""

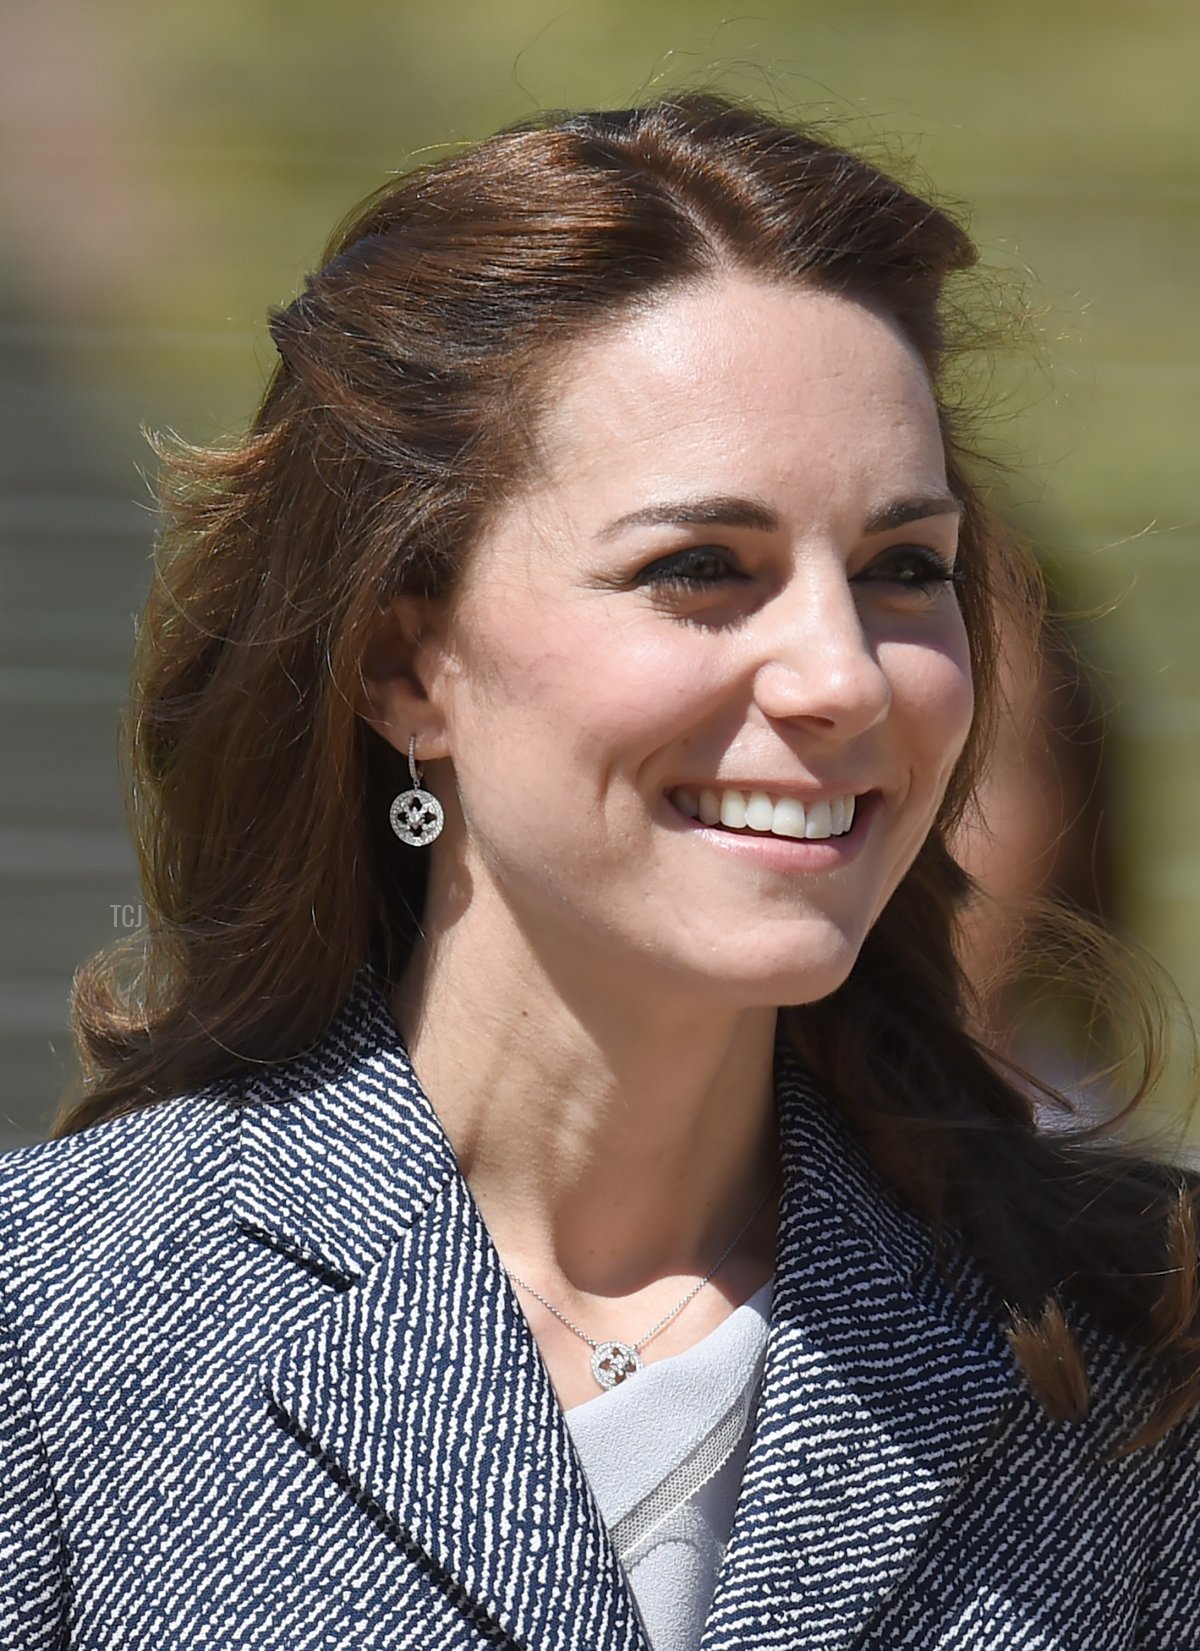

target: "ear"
[357,594,453,761]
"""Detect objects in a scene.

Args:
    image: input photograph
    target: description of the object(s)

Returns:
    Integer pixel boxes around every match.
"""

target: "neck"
[390,906,781,1302]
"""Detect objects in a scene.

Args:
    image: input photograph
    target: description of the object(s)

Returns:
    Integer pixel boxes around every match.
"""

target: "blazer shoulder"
[0,1081,241,1284]
[1131,1394,1200,1645]
[0,970,429,1310]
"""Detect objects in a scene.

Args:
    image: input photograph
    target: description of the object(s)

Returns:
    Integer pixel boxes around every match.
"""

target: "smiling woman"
[365,282,974,1027]
[0,94,1197,1651]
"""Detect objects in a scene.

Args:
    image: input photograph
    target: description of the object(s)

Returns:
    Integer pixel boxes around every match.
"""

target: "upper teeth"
[669,787,856,840]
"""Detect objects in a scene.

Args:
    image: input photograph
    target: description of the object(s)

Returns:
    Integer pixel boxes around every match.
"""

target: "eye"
[634,545,748,591]
[857,545,963,594]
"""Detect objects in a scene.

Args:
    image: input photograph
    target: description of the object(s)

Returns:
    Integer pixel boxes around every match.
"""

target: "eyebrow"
[595,491,964,541]
[863,494,964,533]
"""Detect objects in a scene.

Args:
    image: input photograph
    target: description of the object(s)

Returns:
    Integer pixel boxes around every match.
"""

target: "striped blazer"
[1,970,1197,1650]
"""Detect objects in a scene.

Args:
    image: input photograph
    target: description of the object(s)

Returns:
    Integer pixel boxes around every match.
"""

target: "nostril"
[753,652,891,735]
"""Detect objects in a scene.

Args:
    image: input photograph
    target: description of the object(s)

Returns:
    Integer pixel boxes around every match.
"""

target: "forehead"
[528,275,947,509]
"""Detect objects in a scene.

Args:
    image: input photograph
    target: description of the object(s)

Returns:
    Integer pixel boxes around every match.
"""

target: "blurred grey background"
[2,0,1197,1147]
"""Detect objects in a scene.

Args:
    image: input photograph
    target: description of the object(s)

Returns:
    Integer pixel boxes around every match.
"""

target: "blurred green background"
[1,0,1196,1147]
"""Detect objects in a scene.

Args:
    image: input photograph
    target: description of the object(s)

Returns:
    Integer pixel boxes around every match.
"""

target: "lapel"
[236,970,1017,1651]
[236,971,648,1651]
[701,1042,1019,1649]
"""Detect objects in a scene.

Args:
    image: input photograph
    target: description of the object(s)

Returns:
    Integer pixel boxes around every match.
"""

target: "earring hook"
[389,734,444,848]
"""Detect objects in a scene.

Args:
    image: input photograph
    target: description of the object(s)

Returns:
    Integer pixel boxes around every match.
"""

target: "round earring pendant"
[389,787,444,846]
[590,1341,644,1389]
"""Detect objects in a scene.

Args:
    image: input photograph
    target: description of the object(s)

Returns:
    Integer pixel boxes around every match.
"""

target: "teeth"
[745,791,776,831]
[719,790,748,829]
[805,800,832,839]
[831,795,858,834]
[671,785,858,840]
[772,799,807,839]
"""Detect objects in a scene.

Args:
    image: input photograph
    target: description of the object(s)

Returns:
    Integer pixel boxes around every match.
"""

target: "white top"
[563,1278,774,1650]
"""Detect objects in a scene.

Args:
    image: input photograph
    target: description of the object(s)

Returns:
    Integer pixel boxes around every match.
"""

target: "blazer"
[1,969,1197,1651]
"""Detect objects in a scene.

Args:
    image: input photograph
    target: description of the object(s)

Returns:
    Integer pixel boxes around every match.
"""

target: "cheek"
[460,609,710,752]
[443,630,695,894]
[893,635,975,773]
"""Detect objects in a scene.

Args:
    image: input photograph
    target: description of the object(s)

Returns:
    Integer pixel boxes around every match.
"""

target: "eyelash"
[635,544,963,593]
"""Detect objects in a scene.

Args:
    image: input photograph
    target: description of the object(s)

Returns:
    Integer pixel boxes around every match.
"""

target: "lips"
[667,785,858,841]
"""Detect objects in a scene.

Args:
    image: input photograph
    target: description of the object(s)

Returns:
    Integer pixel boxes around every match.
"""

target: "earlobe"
[357,594,450,760]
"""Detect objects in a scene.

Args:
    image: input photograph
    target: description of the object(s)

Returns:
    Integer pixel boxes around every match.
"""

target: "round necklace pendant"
[590,1341,644,1389]
[389,787,444,846]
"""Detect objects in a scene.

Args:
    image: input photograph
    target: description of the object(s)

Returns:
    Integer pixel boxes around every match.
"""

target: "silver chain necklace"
[506,1174,779,1391]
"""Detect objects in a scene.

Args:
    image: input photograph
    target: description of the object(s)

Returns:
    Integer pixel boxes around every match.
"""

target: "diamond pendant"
[388,787,444,846]
[590,1340,644,1389]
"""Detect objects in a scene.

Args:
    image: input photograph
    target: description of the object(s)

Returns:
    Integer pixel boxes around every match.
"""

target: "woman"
[1,94,1196,1650]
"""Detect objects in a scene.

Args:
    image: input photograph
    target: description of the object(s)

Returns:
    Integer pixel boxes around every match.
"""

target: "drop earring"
[388,735,444,847]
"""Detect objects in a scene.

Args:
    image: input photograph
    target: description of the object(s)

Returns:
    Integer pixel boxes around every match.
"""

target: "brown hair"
[59,93,1199,1452]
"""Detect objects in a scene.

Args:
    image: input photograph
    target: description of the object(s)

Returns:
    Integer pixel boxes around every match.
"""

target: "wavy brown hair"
[59,94,1199,1452]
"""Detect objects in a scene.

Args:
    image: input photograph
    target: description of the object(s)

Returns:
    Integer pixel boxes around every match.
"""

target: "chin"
[693,940,863,1012]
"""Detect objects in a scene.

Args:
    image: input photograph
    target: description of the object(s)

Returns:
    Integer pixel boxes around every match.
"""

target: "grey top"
[563,1278,774,1651]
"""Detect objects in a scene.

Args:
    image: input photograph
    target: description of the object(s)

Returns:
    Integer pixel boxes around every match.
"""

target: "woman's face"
[394,276,974,1009]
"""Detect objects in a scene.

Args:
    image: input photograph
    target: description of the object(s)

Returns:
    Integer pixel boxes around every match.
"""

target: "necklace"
[506,1173,779,1391]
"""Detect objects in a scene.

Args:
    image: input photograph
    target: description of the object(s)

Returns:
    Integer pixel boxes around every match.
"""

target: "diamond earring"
[388,735,444,847]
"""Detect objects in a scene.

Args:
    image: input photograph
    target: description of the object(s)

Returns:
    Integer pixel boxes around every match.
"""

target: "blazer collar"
[238,969,1017,1651]
[236,969,646,1649]
[703,1046,1018,1647]
[232,968,460,1280]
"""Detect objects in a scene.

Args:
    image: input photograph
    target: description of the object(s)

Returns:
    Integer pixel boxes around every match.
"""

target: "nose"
[750,569,891,738]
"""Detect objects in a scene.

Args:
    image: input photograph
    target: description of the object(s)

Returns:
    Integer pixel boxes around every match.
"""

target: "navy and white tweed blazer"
[1,970,1197,1649]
